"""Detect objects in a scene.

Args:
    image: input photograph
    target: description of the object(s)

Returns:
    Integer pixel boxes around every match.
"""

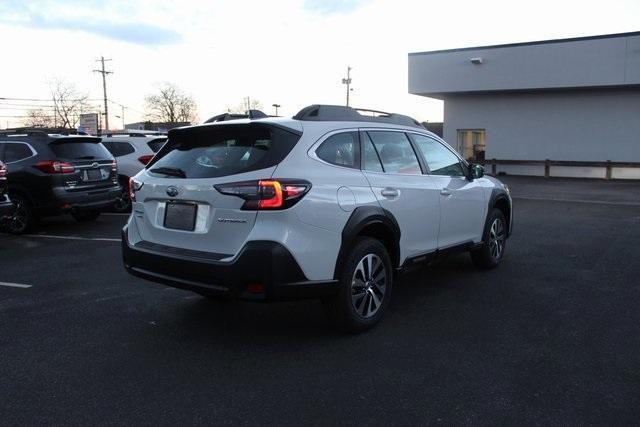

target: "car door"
[410,133,486,248]
[360,129,440,262]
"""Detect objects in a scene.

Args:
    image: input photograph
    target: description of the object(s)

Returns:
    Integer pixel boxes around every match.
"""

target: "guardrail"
[480,159,640,179]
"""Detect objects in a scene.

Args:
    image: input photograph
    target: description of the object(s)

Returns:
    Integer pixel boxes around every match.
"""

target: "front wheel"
[324,237,393,333]
[470,208,507,269]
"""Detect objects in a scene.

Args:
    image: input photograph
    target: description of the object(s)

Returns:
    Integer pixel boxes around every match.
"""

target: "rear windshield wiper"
[149,166,186,178]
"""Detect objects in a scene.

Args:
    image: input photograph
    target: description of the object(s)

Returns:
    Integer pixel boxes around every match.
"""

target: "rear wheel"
[5,195,33,235]
[71,209,101,222]
[470,208,507,269]
[113,189,131,213]
[325,237,393,333]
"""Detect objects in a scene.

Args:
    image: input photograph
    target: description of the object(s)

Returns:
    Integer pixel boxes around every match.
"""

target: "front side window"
[315,132,359,169]
[412,134,465,177]
[2,142,34,163]
[361,132,383,172]
[366,131,421,175]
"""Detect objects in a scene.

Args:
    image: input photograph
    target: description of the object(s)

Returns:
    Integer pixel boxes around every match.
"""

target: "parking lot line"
[23,234,121,242]
[0,282,32,289]
[514,196,640,206]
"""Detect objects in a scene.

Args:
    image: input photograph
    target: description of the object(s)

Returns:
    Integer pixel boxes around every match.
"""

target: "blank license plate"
[83,169,103,181]
[164,202,197,231]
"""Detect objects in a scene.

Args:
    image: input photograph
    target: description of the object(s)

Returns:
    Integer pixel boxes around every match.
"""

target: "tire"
[71,209,101,222]
[5,195,34,235]
[324,237,393,333]
[113,188,131,213]
[470,208,507,269]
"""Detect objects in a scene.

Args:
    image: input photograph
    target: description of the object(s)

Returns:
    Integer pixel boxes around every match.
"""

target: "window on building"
[316,132,359,169]
[456,129,486,162]
[366,131,422,175]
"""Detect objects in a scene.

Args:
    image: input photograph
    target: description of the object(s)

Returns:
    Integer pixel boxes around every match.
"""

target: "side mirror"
[468,164,485,180]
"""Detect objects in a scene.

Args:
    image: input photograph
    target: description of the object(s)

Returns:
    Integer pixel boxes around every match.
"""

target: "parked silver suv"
[122,105,512,331]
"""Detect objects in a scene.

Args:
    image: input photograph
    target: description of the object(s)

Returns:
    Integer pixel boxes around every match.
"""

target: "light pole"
[272,104,281,116]
[342,66,352,107]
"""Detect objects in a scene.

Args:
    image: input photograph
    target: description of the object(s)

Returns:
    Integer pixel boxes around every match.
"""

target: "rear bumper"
[50,185,121,212]
[121,226,338,301]
[0,196,12,217]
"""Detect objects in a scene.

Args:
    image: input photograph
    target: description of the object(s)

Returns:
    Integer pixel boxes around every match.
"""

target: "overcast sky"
[1,0,639,129]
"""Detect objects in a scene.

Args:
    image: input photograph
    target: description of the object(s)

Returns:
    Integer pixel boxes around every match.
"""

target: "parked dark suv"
[0,130,121,234]
[0,160,11,218]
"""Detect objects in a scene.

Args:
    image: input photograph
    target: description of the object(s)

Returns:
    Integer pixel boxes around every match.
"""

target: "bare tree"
[227,98,263,114]
[145,83,198,124]
[48,78,91,128]
[23,109,54,128]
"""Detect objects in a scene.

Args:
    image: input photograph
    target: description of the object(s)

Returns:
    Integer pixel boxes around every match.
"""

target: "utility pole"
[272,103,281,116]
[93,56,113,131]
[245,96,251,113]
[342,66,352,107]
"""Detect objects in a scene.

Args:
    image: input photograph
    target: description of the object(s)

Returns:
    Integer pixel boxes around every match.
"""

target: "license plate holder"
[164,202,197,231]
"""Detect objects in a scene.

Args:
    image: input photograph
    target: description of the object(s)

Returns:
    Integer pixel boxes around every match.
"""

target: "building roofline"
[409,30,640,56]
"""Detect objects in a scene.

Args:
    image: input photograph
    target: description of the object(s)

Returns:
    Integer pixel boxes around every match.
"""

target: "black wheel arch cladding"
[335,205,401,278]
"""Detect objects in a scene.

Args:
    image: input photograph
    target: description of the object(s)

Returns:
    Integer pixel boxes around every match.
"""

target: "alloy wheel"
[351,253,387,318]
[8,199,28,234]
[488,218,506,259]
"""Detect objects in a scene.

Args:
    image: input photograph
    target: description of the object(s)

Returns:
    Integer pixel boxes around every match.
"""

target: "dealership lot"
[1,177,639,425]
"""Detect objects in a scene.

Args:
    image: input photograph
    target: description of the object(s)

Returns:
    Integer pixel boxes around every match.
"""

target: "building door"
[456,129,486,162]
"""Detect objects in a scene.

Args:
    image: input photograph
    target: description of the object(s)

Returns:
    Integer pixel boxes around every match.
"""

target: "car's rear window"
[50,141,113,160]
[147,138,167,153]
[148,124,300,178]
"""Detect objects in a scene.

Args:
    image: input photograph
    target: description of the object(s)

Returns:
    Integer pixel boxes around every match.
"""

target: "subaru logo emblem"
[166,186,179,197]
[91,162,99,168]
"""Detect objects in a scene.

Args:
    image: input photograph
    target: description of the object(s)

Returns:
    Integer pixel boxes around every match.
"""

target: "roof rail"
[293,105,424,128]
[102,132,157,138]
[204,109,269,123]
[0,129,50,138]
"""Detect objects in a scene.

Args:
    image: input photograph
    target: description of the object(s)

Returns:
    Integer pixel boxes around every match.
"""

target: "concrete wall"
[409,33,640,97]
[442,88,640,178]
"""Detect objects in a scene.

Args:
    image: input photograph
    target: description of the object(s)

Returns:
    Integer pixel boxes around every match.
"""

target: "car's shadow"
[144,253,485,345]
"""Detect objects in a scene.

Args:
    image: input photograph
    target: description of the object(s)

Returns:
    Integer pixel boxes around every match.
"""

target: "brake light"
[34,160,75,174]
[215,179,311,210]
[129,177,143,201]
[138,155,154,165]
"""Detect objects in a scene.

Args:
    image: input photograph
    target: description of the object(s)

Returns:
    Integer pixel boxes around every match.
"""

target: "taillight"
[138,155,154,165]
[129,177,143,201]
[111,160,117,171]
[0,164,6,178]
[34,160,75,174]
[215,179,311,210]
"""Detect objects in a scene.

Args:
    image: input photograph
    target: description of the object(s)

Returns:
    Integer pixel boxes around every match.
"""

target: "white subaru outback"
[122,105,512,332]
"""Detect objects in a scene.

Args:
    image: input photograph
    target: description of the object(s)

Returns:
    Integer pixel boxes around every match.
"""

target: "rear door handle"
[381,188,399,198]
[440,188,452,196]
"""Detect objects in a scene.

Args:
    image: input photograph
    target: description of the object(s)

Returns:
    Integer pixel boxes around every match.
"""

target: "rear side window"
[366,131,422,175]
[147,138,167,153]
[149,124,300,178]
[50,140,113,160]
[2,142,34,163]
[315,132,359,168]
[412,134,465,177]
[102,141,135,157]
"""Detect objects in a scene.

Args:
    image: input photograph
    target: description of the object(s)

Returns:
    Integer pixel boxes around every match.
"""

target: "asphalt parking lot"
[1,176,639,425]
